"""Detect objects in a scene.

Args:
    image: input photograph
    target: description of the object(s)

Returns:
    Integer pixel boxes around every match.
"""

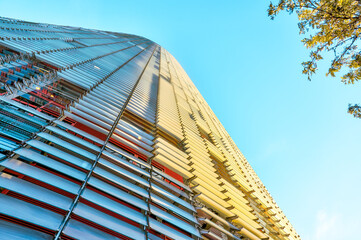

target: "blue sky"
[2,1,360,239]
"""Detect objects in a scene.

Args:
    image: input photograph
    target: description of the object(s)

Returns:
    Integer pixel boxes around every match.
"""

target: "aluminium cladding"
[0,17,299,240]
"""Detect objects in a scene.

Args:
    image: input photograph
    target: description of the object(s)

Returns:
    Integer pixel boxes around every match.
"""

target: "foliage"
[268,0,361,118]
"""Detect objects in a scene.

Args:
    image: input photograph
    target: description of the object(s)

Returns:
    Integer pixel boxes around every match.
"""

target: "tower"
[0,17,299,240]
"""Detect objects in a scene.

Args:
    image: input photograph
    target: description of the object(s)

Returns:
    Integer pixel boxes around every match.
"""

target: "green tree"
[268,0,361,118]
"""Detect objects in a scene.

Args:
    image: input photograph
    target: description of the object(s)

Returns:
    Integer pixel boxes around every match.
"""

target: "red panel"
[151,162,184,184]
[108,137,147,161]
[73,122,107,141]
[39,61,58,70]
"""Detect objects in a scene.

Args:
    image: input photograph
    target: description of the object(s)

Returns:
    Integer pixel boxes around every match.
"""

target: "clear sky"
[2,1,360,239]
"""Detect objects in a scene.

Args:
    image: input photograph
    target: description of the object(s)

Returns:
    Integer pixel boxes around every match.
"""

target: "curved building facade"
[0,17,299,240]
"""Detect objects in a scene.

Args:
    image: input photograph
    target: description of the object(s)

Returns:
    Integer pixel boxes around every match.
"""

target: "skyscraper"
[0,17,300,240]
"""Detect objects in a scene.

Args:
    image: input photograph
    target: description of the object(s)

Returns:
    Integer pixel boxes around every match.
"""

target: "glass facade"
[0,17,300,240]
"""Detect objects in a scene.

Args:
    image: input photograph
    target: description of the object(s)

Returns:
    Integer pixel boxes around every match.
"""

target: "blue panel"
[62,219,122,240]
[73,203,146,240]
[0,194,63,230]
[15,148,86,181]
[0,219,52,240]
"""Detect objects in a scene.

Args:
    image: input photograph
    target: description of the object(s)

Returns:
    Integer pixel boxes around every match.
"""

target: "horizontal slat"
[0,219,52,240]
[53,120,105,145]
[150,206,200,237]
[105,144,151,169]
[0,194,63,230]
[73,203,146,240]
[82,188,147,225]
[200,207,239,230]
[152,176,188,198]
[98,158,149,187]
[152,167,191,192]
[14,148,86,181]
[1,158,80,194]
[27,139,92,170]
[46,126,101,152]
[63,219,123,240]
[93,167,148,198]
[0,96,55,121]
[150,193,197,224]
[0,172,72,210]
[151,184,194,212]
[149,218,193,240]
[37,132,97,161]
[88,177,148,211]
